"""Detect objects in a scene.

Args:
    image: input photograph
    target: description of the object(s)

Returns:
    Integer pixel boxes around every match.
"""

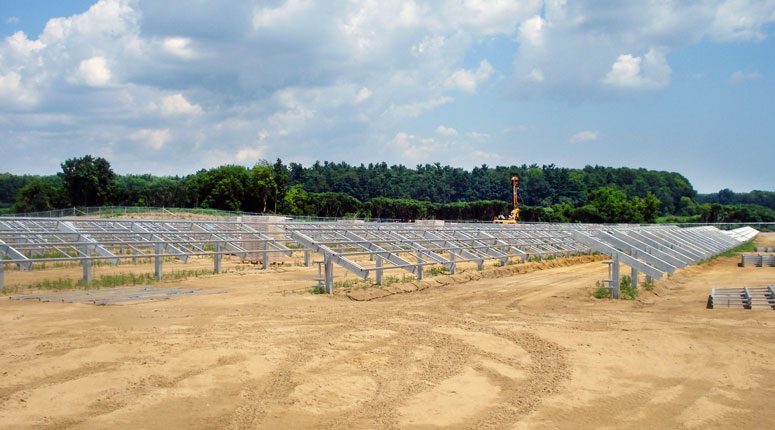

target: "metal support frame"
[81,244,93,285]
[611,253,620,299]
[154,242,163,280]
[375,255,383,285]
[631,267,638,289]
[416,251,424,280]
[324,257,334,294]
[214,241,223,274]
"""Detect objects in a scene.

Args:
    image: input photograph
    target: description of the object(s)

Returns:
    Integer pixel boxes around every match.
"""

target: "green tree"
[249,163,276,213]
[59,155,116,206]
[272,158,289,213]
[282,184,313,215]
[12,178,65,213]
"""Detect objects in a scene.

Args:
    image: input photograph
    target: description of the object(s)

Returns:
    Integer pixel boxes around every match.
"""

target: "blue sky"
[1,1,773,193]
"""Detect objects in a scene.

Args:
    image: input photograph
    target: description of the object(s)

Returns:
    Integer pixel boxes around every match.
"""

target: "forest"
[1,155,773,224]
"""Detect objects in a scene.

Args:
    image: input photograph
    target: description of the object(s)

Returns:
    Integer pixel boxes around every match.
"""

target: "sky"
[1,1,773,193]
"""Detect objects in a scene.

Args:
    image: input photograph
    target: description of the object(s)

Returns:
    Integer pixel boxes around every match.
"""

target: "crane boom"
[494,174,519,224]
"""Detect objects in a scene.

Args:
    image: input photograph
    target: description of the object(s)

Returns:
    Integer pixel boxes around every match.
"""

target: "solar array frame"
[0,216,757,293]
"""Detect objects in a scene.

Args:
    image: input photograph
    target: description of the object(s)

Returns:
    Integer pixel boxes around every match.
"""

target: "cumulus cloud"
[569,130,599,144]
[0,71,37,108]
[354,87,372,104]
[162,37,196,59]
[235,146,266,162]
[729,70,762,84]
[512,1,773,98]
[75,56,112,87]
[157,93,202,116]
[390,132,449,162]
[603,49,671,90]
[132,128,171,150]
[7,31,45,55]
[436,125,458,137]
[445,60,494,93]
[0,0,774,175]
[519,15,545,46]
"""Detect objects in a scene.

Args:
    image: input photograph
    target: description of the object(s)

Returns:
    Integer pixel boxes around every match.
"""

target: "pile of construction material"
[707,286,775,309]
[739,254,775,267]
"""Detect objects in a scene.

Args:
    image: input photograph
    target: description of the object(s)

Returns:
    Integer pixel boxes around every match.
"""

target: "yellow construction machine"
[493,175,519,224]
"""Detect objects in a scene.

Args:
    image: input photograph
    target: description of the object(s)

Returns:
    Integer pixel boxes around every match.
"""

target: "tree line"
[2,155,773,223]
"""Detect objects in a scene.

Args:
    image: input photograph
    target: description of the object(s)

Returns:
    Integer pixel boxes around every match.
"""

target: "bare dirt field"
[1,234,774,429]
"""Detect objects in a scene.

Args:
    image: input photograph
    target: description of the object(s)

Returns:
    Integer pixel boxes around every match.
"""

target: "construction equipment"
[494,175,519,224]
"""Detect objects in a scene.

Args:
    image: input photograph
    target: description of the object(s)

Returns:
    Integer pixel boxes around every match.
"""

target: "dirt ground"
[1,235,774,429]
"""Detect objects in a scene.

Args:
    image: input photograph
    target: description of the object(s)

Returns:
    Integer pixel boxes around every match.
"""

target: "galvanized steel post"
[154,242,163,280]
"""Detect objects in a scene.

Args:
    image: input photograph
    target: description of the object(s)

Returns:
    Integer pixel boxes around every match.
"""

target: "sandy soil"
[1,235,774,429]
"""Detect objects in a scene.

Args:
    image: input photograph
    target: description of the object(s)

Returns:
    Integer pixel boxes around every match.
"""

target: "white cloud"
[0,71,37,108]
[354,87,372,104]
[162,37,196,59]
[569,130,599,144]
[729,70,761,84]
[525,68,544,82]
[472,149,499,159]
[7,31,45,55]
[157,93,202,116]
[466,131,491,140]
[445,60,494,93]
[436,125,458,137]
[1,0,774,175]
[603,49,671,90]
[519,15,545,46]
[6,16,20,25]
[235,146,266,162]
[132,128,171,150]
[389,132,452,162]
[76,56,112,87]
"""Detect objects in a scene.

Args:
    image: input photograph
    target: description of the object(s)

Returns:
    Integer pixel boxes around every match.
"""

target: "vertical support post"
[214,241,223,274]
[611,253,620,299]
[645,275,653,285]
[416,251,423,280]
[0,264,5,293]
[304,250,311,267]
[449,252,456,274]
[81,245,93,286]
[262,240,269,270]
[154,242,163,280]
[131,247,138,264]
[375,254,383,285]
[324,257,334,295]
[476,259,484,271]
[631,267,638,289]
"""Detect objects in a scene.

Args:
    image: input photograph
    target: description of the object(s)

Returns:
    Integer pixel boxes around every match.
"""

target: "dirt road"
[1,235,774,429]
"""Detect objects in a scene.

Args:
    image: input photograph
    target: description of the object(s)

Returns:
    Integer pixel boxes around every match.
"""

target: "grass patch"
[13,268,215,293]
[592,280,610,299]
[642,277,655,292]
[718,241,755,257]
[592,276,638,300]
[425,265,449,276]
[619,275,638,300]
[310,286,327,294]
